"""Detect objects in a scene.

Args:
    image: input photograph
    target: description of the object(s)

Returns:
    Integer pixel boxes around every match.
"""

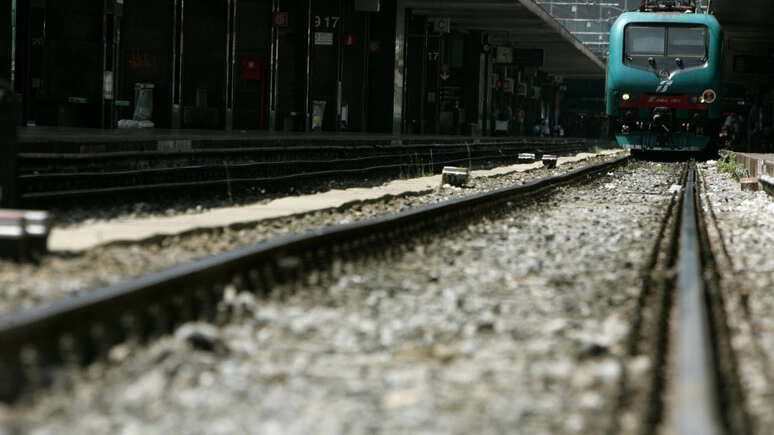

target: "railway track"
[613,161,748,435]
[17,139,605,204]
[2,157,750,435]
[0,155,627,403]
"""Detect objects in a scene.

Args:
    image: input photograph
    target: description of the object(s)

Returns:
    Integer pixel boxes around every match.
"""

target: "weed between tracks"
[400,151,435,179]
[716,153,748,181]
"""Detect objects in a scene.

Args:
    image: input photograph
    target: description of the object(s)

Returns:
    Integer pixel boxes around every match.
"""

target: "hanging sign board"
[315,32,334,46]
[434,18,450,33]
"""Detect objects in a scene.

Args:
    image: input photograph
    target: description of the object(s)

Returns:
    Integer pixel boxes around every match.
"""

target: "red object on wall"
[344,34,356,46]
[273,12,288,27]
[242,58,262,80]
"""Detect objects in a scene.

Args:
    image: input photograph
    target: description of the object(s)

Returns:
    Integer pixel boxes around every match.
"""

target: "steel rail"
[0,156,630,402]
[673,161,724,435]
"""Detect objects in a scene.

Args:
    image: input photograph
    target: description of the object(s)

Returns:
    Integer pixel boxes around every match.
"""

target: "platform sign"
[434,18,450,33]
[315,32,334,46]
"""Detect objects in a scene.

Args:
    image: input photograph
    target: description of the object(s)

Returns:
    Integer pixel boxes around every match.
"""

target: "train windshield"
[626,26,665,55]
[667,27,707,56]
[625,25,707,57]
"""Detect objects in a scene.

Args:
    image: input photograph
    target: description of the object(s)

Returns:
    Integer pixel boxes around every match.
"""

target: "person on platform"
[514,106,525,136]
[500,104,513,136]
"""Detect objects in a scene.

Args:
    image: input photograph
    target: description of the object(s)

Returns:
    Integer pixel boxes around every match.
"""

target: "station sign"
[315,32,334,46]
[434,18,450,33]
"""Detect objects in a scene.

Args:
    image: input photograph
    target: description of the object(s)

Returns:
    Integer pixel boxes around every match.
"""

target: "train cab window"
[625,25,708,58]
[667,27,707,57]
[626,26,666,55]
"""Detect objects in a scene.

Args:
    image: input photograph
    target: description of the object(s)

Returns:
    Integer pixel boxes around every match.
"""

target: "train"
[605,0,724,154]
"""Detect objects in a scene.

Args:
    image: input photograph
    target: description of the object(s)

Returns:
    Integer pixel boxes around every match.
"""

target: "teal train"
[606,1,723,153]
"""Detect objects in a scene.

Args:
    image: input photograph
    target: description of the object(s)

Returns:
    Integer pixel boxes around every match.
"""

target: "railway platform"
[733,153,774,179]
[732,152,774,196]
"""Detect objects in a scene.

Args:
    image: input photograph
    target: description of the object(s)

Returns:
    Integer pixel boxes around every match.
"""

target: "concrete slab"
[48,150,624,252]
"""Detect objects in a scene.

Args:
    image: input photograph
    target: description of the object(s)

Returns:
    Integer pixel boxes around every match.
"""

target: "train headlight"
[701,89,716,104]
[622,93,631,101]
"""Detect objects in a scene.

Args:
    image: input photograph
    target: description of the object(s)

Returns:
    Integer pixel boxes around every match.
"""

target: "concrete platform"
[729,152,774,197]
[733,153,774,179]
[48,151,624,252]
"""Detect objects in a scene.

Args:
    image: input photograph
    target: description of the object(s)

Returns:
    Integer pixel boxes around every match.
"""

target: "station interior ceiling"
[405,0,773,84]
[710,0,773,61]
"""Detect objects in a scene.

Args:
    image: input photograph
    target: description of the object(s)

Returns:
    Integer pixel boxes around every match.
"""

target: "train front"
[606,10,723,152]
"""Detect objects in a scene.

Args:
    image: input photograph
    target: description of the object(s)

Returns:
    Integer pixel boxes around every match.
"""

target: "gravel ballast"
[2,155,774,435]
[0,153,624,315]
[2,157,677,434]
